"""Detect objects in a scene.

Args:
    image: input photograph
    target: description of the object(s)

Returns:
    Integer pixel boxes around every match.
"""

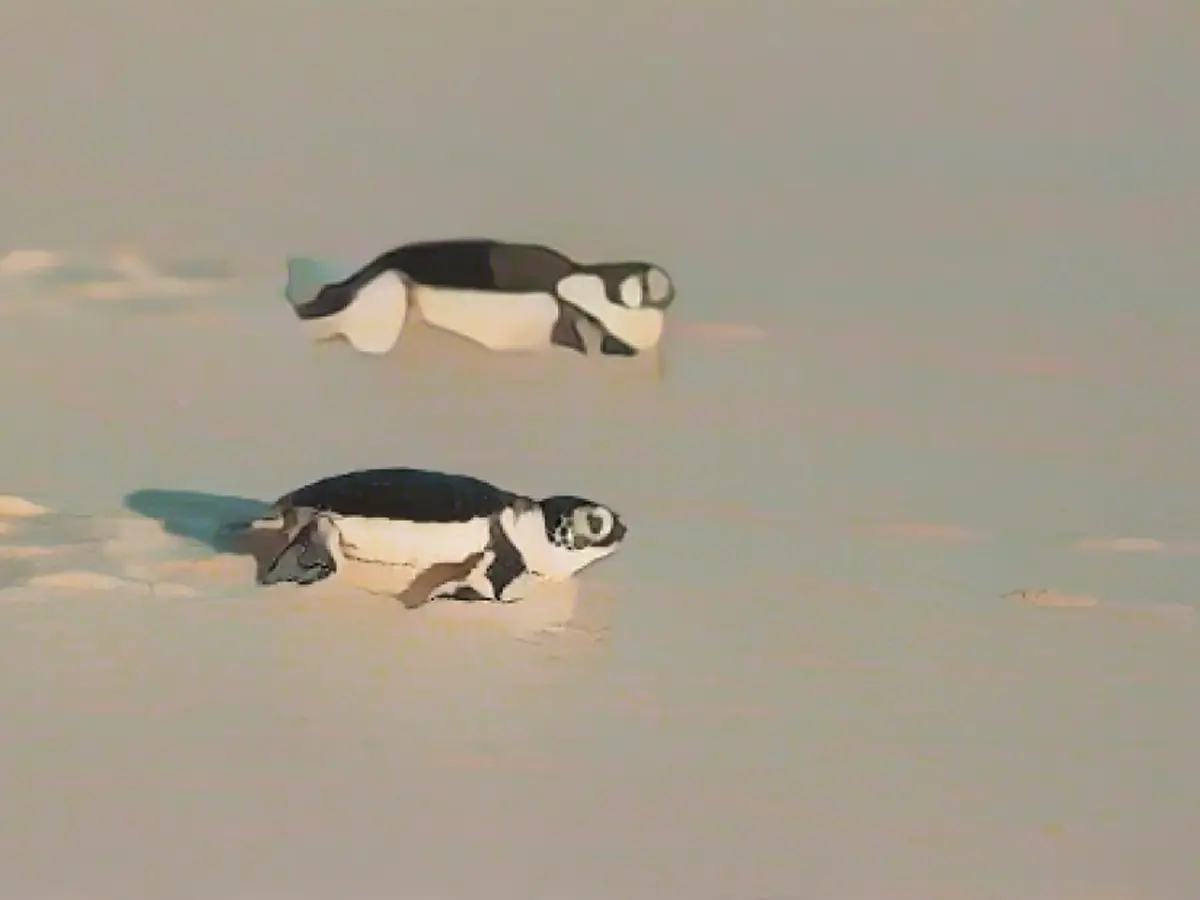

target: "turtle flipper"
[427,542,527,604]
[550,303,589,354]
[430,581,491,603]
[259,517,338,586]
[600,334,637,356]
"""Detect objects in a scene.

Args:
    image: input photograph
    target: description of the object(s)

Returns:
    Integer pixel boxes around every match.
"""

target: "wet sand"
[1,2,1199,898]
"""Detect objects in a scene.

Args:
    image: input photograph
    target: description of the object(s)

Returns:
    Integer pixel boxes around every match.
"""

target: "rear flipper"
[286,257,410,355]
[259,516,339,586]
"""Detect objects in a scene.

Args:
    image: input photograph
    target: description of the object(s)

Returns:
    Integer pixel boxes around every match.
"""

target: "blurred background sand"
[1,1,1199,897]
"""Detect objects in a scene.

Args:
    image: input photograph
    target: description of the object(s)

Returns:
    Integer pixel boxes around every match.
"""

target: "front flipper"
[427,540,528,605]
[430,582,492,603]
[259,517,338,586]
[483,542,528,603]
[550,303,589,354]
[600,334,637,357]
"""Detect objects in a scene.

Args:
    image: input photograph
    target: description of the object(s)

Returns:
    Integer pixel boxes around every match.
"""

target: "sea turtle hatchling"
[235,466,627,604]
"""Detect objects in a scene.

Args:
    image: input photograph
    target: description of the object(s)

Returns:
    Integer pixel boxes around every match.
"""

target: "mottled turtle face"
[615,265,675,311]
[640,265,675,310]
[538,496,627,551]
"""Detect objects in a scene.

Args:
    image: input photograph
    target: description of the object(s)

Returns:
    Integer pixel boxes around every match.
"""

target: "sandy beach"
[2,2,1199,898]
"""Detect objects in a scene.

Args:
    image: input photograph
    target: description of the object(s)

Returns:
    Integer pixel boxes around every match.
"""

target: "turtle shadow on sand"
[121,488,473,608]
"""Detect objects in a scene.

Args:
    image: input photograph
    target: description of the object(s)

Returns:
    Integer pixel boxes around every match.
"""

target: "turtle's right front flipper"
[259,516,339,586]
[427,534,529,605]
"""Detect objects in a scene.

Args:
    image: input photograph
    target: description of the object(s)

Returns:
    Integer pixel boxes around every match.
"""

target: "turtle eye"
[572,506,613,543]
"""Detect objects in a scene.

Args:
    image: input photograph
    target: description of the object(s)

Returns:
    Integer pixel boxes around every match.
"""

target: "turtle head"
[633,263,675,310]
[572,262,675,311]
[537,495,627,553]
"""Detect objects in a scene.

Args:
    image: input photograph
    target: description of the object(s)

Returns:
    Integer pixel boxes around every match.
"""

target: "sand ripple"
[1006,588,1100,609]
[676,321,768,342]
[857,521,985,542]
[1074,536,1200,556]
[28,571,131,592]
[0,248,241,314]
[0,495,51,517]
[0,545,59,559]
[0,249,62,276]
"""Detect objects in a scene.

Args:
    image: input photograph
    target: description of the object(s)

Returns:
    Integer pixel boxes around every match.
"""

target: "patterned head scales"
[615,264,676,311]
[642,265,675,309]
[569,261,675,313]
[609,264,676,309]
[538,495,627,551]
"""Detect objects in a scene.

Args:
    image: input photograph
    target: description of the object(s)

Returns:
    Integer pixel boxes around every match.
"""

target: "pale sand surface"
[2,2,1199,898]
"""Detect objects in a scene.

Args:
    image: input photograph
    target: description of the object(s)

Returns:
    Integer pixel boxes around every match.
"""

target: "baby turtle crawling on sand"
[285,238,675,357]
[236,467,627,605]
